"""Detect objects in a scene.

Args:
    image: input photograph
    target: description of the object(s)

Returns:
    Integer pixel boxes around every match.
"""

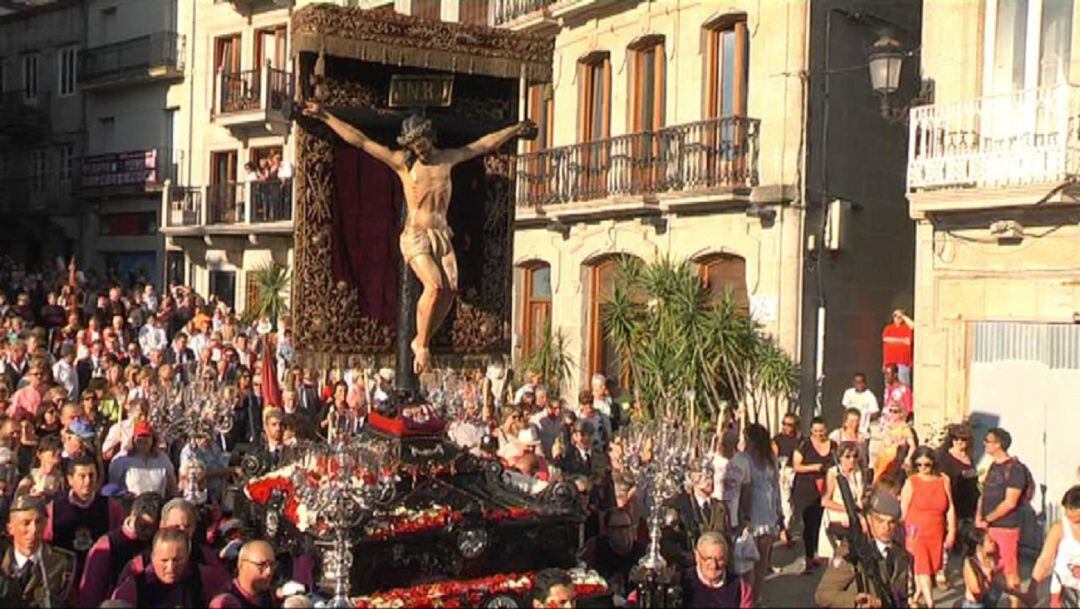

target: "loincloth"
[399,225,454,264]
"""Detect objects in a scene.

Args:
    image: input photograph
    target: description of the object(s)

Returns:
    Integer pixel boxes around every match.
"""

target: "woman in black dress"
[939,424,980,534]
[792,416,836,571]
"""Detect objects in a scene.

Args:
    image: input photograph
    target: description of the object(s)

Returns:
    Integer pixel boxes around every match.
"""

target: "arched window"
[698,253,749,312]
[587,254,640,386]
[520,262,552,359]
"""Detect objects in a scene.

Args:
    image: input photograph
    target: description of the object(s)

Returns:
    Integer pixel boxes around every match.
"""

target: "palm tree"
[601,257,800,428]
[249,262,291,328]
[520,321,575,397]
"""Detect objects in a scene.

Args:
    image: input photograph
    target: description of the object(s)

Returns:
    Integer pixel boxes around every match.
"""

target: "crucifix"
[303,81,534,390]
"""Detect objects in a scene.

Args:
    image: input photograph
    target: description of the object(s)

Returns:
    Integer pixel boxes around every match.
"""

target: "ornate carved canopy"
[290,5,553,367]
[291,4,554,83]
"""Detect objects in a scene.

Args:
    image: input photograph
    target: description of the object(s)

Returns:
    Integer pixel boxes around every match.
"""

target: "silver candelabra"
[290,435,397,608]
[623,421,701,572]
[147,369,237,504]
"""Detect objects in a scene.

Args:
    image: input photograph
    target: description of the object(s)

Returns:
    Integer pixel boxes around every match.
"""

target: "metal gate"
[967,321,1080,546]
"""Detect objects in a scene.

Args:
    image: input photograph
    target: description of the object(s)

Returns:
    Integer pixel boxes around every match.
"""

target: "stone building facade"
[496,0,920,418]
[909,0,1080,523]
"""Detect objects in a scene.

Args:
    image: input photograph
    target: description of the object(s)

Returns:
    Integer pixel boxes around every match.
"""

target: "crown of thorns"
[397,115,436,147]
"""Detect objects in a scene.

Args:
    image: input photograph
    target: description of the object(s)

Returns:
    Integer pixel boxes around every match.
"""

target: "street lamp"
[867,35,906,118]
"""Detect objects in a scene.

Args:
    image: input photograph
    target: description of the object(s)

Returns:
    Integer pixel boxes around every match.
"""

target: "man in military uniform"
[815,491,912,608]
[0,494,75,607]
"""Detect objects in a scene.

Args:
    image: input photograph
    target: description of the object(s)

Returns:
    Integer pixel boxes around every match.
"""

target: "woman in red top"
[901,445,957,608]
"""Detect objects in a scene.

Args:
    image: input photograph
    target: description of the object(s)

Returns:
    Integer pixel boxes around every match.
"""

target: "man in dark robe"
[45,454,124,581]
[78,492,162,607]
[112,528,215,607]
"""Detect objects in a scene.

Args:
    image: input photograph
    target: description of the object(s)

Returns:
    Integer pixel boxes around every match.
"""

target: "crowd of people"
[0,253,1077,608]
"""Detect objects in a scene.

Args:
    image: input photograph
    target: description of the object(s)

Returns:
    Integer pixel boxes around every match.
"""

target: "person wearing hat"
[506,426,550,481]
[107,421,177,497]
[0,493,75,606]
[61,418,97,463]
[302,100,535,374]
[815,491,913,608]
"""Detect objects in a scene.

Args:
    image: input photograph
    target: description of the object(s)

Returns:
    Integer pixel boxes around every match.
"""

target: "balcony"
[512,116,759,221]
[213,67,292,137]
[75,148,179,198]
[79,32,185,90]
[162,179,293,245]
[218,0,291,13]
[908,85,1080,214]
[491,0,557,32]
[0,91,50,141]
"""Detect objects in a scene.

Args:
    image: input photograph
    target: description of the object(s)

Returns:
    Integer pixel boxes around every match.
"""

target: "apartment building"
[76,0,184,286]
[909,0,1080,523]
[0,0,84,265]
[160,0,300,314]
[163,0,398,315]
[492,0,921,414]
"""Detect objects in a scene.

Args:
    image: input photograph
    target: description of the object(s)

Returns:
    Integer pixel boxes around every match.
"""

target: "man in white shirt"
[142,284,158,312]
[138,315,167,356]
[52,344,79,402]
[840,372,879,435]
[188,321,212,362]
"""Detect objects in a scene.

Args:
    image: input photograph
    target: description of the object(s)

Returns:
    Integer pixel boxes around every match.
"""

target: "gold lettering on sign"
[388,74,454,108]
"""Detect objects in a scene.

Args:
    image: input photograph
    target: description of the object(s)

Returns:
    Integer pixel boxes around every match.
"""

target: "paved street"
[761,540,1036,608]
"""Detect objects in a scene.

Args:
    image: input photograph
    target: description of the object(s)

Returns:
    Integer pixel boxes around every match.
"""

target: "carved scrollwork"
[293,15,530,361]
[292,4,554,82]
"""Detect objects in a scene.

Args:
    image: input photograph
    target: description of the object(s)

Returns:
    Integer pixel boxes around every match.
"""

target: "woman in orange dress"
[901,445,957,608]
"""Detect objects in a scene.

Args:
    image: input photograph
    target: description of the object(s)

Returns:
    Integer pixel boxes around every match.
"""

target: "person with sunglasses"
[772,414,801,545]
[939,424,980,561]
[819,444,866,561]
[976,427,1028,596]
[901,445,956,608]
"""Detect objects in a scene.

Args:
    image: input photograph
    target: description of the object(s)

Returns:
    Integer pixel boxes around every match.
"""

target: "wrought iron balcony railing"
[512,116,760,208]
[908,84,1080,191]
[166,187,202,227]
[164,179,293,229]
[79,32,185,86]
[491,0,555,26]
[219,68,291,114]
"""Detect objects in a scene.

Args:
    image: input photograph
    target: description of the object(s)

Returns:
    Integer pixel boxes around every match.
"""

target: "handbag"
[1059,575,1080,609]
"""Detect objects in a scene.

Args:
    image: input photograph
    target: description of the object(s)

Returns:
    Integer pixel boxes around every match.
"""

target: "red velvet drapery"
[332,146,403,326]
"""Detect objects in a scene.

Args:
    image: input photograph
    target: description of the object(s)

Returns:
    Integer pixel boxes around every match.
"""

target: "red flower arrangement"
[364,504,538,540]
[244,470,301,525]
[353,569,608,609]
